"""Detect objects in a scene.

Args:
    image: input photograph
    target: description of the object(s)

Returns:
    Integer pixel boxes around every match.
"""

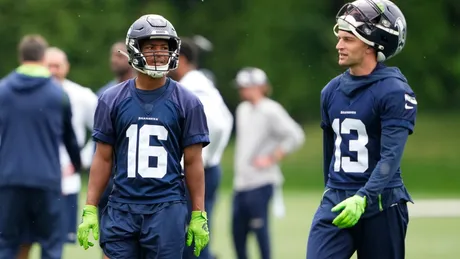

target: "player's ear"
[366,46,377,57]
[365,46,372,54]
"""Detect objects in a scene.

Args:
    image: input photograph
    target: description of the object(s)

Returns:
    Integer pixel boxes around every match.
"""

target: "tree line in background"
[0,0,458,122]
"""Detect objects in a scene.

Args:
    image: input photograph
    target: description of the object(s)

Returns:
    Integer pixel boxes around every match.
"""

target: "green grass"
[29,190,459,259]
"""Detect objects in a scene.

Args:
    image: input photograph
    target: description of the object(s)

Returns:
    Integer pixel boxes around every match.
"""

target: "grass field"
[28,113,460,258]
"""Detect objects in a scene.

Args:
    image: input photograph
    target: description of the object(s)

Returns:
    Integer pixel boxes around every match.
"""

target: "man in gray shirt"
[232,67,305,259]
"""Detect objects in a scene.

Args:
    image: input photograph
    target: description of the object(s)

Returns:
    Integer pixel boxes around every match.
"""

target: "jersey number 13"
[126,124,168,179]
[332,118,369,173]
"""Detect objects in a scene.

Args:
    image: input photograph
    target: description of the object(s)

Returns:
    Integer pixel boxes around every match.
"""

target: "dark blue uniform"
[0,65,81,259]
[93,78,209,258]
[307,63,417,259]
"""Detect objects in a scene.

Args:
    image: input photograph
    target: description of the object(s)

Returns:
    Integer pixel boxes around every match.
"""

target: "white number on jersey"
[332,118,369,173]
[126,124,168,178]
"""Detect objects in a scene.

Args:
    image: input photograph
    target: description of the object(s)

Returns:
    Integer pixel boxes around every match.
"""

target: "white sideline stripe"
[408,199,460,218]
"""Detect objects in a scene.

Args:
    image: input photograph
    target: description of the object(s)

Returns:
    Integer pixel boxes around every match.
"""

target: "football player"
[306,1,417,258]
[77,14,210,258]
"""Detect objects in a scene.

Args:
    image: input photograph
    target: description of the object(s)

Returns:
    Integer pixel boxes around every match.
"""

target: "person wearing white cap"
[232,67,305,259]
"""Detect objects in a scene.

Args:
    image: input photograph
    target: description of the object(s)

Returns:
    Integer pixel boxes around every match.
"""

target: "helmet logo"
[128,39,135,47]
[395,17,406,54]
[382,19,391,27]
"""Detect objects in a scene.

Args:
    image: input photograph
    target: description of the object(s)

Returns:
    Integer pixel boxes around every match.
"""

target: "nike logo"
[404,93,417,110]
[405,104,414,110]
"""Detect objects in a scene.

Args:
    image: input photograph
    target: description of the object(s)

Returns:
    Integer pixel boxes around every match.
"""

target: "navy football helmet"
[122,14,181,78]
[333,0,407,62]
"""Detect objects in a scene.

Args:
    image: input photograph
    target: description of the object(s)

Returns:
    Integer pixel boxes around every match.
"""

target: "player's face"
[140,39,169,67]
[110,43,131,77]
[336,30,368,67]
[45,52,69,81]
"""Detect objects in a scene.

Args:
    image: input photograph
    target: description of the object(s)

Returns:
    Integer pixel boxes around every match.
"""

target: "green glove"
[331,195,367,228]
[77,205,99,250]
[186,211,210,257]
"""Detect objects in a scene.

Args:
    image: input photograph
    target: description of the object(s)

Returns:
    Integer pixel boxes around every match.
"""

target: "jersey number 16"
[126,124,168,179]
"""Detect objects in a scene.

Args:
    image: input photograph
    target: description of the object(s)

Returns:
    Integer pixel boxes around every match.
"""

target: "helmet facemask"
[124,36,180,78]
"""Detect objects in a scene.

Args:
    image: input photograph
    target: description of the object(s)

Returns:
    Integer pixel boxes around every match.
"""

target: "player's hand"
[77,205,99,250]
[331,195,366,228]
[186,211,210,257]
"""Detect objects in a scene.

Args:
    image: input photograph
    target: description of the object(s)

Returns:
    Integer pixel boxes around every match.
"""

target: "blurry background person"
[232,67,305,259]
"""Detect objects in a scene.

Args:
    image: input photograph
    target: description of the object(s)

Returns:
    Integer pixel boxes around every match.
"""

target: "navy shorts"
[100,201,188,259]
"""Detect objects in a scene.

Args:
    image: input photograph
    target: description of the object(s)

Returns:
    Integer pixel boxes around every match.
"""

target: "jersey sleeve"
[320,96,331,130]
[356,125,409,203]
[92,98,115,145]
[182,104,210,148]
[320,89,334,186]
[379,84,417,134]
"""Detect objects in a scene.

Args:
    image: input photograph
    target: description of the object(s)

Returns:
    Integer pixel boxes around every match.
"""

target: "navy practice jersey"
[321,63,417,190]
[92,78,210,204]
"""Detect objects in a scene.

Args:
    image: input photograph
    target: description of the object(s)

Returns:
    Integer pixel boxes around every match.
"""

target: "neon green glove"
[331,195,367,228]
[77,205,99,250]
[186,211,210,257]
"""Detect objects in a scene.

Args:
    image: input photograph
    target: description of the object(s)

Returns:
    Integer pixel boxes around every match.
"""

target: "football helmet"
[334,0,407,62]
[122,14,181,78]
